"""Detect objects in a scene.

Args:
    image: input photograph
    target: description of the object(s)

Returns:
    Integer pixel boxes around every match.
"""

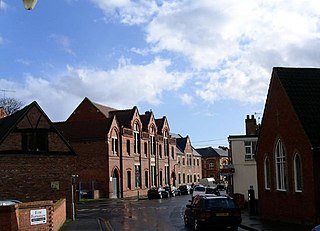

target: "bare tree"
[0,97,24,115]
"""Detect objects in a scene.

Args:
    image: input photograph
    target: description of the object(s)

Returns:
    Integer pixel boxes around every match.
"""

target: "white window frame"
[275,140,286,191]
[245,140,256,160]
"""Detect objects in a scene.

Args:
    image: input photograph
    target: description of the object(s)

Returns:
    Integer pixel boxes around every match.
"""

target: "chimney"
[245,115,258,135]
[0,107,7,119]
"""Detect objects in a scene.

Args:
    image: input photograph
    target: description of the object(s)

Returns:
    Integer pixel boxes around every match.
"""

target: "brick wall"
[0,199,66,231]
[256,74,317,224]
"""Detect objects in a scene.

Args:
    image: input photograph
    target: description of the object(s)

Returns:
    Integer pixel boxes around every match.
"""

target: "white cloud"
[90,0,160,25]
[49,34,75,56]
[0,58,188,120]
[180,93,193,105]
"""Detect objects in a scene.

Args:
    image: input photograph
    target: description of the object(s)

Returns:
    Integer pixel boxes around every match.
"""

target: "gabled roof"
[0,101,75,154]
[140,111,153,132]
[0,102,32,144]
[176,136,188,153]
[92,101,117,118]
[274,67,320,147]
[155,117,166,134]
[109,106,137,128]
[55,118,113,141]
[195,147,220,158]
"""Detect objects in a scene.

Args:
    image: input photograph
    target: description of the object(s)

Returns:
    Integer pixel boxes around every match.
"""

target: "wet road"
[76,194,247,231]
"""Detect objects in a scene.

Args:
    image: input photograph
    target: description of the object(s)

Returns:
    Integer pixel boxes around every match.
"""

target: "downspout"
[120,126,123,198]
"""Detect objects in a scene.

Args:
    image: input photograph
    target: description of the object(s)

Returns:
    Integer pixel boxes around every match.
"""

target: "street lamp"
[172,161,180,186]
[71,174,79,221]
[23,0,38,10]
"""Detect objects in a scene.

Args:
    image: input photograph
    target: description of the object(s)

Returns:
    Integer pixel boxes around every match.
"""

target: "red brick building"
[0,101,76,218]
[196,146,220,180]
[56,97,176,198]
[256,67,320,225]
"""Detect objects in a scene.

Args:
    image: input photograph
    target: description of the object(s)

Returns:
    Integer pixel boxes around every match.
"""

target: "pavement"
[61,199,314,231]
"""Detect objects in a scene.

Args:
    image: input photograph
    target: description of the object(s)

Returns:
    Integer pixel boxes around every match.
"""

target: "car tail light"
[199,212,211,219]
[231,210,241,217]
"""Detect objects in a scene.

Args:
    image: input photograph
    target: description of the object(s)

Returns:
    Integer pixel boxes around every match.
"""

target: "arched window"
[133,122,140,154]
[264,157,270,190]
[275,140,286,190]
[294,153,302,192]
[164,130,169,157]
[111,129,118,156]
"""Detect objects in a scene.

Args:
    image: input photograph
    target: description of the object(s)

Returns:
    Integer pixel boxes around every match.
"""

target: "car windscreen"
[205,198,237,209]
[205,187,216,194]
[194,187,205,192]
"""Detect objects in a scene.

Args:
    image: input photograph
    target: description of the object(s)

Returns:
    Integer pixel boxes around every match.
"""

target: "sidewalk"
[240,209,313,231]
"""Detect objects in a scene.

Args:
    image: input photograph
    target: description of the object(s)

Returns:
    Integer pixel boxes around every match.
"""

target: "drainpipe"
[120,126,123,198]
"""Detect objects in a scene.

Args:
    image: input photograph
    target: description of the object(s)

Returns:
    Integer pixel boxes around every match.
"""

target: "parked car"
[192,185,206,197]
[178,185,190,195]
[171,186,181,196]
[312,225,320,231]
[147,187,169,199]
[0,199,21,206]
[184,195,242,231]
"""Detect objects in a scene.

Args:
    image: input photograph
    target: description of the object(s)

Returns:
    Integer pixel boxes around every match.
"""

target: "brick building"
[196,146,220,180]
[256,67,320,225]
[174,135,202,186]
[0,101,76,218]
[56,97,176,198]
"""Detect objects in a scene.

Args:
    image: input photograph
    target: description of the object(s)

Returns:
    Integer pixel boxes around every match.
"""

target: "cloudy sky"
[1,0,319,147]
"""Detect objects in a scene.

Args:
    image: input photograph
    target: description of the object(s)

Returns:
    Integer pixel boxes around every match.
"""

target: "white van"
[199,177,217,188]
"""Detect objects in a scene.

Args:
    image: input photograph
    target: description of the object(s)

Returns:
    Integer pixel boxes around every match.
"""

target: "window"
[150,128,156,156]
[164,131,169,156]
[294,153,302,192]
[111,137,118,155]
[127,171,131,189]
[145,171,148,188]
[182,157,185,165]
[275,140,286,190]
[22,131,48,152]
[245,140,257,160]
[133,123,140,154]
[144,142,148,157]
[264,157,270,190]
[171,146,174,159]
[135,165,141,188]
[194,174,196,182]
[178,173,181,184]
[151,166,156,186]
[209,162,214,169]
[159,144,162,158]
[197,159,199,166]
[127,140,130,156]
[193,158,196,166]
[183,173,185,183]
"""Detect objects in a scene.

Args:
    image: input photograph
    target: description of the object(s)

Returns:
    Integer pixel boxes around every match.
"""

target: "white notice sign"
[30,209,47,225]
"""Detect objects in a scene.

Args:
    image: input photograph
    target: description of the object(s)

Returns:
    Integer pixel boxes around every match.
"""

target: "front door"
[112,170,119,198]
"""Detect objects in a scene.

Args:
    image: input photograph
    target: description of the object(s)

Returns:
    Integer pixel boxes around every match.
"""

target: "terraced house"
[55,97,177,198]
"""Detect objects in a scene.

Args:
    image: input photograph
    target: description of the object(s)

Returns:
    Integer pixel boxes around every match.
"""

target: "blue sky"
[1,0,320,148]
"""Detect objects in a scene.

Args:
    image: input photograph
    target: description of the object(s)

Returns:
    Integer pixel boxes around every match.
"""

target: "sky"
[1,0,320,148]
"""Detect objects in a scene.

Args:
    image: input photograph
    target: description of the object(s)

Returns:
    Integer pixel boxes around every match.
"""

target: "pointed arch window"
[264,157,270,190]
[111,130,118,156]
[294,153,302,192]
[133,122,140,154]
[275,140,286,191]
[164,130,169,157]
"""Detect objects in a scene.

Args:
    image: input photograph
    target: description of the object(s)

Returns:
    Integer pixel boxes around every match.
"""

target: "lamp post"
[23,0,38,10]
[71,174,78,221]
[172,161,180,187]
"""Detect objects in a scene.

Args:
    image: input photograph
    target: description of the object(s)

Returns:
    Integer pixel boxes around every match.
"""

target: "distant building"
[196,146,223,181]
[174,134,202,186]
[256,67,320,225]
[228,115,259,201]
